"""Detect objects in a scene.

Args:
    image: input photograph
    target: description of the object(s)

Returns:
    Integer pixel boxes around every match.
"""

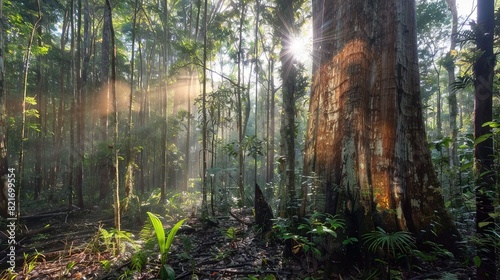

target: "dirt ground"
[1,207,475,280]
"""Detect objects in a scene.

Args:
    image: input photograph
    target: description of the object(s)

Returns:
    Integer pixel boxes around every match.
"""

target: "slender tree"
[303,0,460,265]
[125,0,140,200]
[49,2,70,191]
[0,0,8,218]
[277,0,298,218]
[236,0,246,204]
[445,0,458,167]
[34,24,43,199]
[18,0,42,213]
[201,0,209,215]
[74,0,85,208]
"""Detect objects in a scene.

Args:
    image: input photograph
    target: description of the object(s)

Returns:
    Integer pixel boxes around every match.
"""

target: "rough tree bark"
[473,0,496,278]
[303,0,459,261]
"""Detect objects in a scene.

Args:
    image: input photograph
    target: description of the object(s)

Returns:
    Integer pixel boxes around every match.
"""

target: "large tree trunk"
[474,0,496,278]
[303,0,459,259]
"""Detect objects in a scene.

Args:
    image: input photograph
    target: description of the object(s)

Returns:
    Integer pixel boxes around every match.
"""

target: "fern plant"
[99,228,136,255]
[147,211,186,280]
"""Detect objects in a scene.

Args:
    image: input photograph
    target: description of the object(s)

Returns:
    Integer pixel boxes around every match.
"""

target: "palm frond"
[363,227,416,259]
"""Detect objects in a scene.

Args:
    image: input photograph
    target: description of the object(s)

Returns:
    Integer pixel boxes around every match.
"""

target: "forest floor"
[1,206,476,280]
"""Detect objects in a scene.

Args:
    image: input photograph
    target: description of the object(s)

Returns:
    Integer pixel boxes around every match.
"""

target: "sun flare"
[289,35,310,63]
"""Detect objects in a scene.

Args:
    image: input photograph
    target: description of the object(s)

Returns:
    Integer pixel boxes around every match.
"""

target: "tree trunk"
[105,0,120,238]
[201,0,209,216]
[68,0,76,209]
[19,0,42,213]
[34,25,43,200]
[75,0,85,208]
[265,56,276,196]
[444,0,459,208]
[303,0,459,262]
[125,0,139,199]
[445,0,458,168]
[49,4,70,191]
[0,0,8,218]
[236,0,246,205]
[277,0,297,218]
[473,0,496,278]
[99,0,112,202]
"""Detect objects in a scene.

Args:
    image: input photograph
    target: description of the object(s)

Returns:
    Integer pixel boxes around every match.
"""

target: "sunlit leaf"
[474,133,493,145]
[478,221,493,228]
[147,212,166,256]
[482,121,500,128]
[164,218,186,259]
[488,212,500,219]
[25,96,37,105]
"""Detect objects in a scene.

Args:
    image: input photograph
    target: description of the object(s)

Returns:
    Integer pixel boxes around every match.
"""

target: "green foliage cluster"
[273,212,353,275]
[99,227,137,256]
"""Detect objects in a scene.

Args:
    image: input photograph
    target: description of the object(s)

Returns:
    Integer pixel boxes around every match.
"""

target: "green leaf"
[160,264,175,280]
[460,162,473,171]
[473,255,481,267]
[342,237,358,245]
[488,212,500,219]
[474,133,493,145]
[478,221,493,228]
[147,212,166,256]
[25,96,37,105]
[482,121,500,128]
[164,218,186,259]
[264,274,277,280]
[298,224,310,230]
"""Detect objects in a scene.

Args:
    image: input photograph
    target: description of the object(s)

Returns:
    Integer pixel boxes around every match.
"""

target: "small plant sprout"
[147,211,186,280]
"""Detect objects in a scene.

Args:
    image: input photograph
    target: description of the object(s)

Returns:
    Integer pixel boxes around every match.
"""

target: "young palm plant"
[363,227,416,278]
[147,212,186,280]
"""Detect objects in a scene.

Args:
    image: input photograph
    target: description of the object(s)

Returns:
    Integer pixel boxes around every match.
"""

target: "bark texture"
[303,0,458,251]
[474,0,496,278]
